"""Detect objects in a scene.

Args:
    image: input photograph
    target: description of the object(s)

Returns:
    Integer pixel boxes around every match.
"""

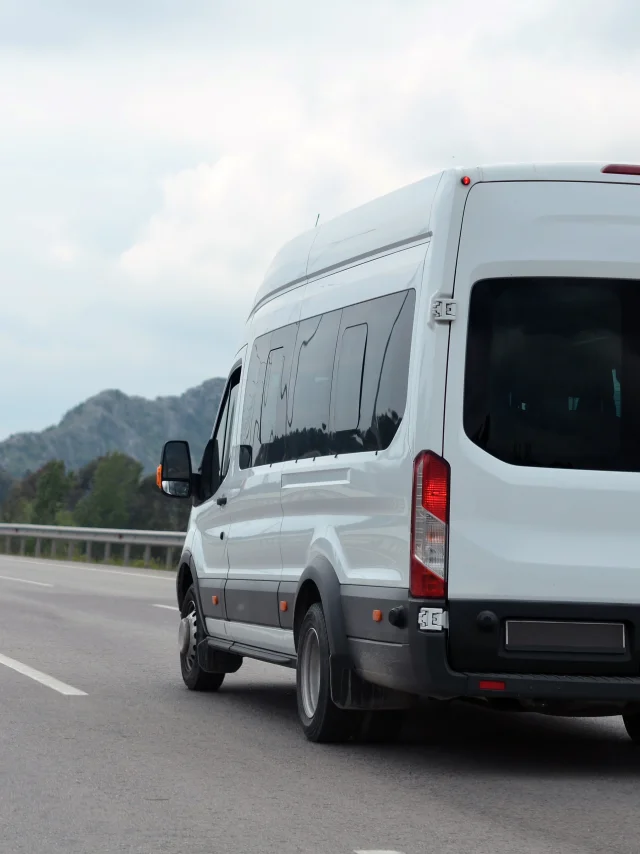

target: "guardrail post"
[67,541,74,561]
[104,542,111,563]
[123,544,131,566]
[19,538,25,556]
[51,539,56,559]
[4,536,9,554]
[35,538,41,558]
[165,547,174,570]
[86,541,92,561]
[143,544,151,567]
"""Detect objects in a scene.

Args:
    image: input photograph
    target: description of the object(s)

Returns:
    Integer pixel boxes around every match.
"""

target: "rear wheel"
[623,712,640,744]
[179,585,225,692]
[296,603,361,743]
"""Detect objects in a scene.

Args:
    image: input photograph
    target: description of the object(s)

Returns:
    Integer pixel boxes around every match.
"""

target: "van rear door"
[443,179,640,675]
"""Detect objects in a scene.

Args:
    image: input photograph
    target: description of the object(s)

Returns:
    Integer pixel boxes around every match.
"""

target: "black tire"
[296,602,361,743]
[623,712,640,744]
[179,585,225,692]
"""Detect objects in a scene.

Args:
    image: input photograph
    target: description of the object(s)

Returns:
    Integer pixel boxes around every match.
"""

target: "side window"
[331,324,368,453]
[203,369,240,498]
[221,382,239,478]
[256,348,285,466]
[369,290,415,450]
[286,310,341,460]
[334,289,415,452]
[239,334,270,469]
[238,325,296,468]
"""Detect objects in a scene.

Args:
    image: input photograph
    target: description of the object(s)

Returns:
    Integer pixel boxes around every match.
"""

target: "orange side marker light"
[372,609,383,623]
[280,601,288,612]
[212,595,219,606]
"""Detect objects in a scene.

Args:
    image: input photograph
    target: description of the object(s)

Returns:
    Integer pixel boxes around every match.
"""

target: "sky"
[1,0,640,440]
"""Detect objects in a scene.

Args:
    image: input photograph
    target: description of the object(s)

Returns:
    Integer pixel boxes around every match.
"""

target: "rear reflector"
[479,680,506,692]
[602,164,640,175]
[410,451,450,599]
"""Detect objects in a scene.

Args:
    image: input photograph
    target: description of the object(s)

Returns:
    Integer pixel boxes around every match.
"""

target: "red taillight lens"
[411,451,450,599]
[479,680,505,692]
[602,164,640,175]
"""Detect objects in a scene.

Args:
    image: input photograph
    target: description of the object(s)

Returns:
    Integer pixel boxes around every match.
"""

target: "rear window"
[464,277,640,471]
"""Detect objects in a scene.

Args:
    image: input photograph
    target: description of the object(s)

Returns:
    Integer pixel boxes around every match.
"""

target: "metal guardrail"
[0,523,186,570]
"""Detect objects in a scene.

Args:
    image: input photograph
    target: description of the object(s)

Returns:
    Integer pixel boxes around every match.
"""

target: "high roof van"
[159,162,640,743]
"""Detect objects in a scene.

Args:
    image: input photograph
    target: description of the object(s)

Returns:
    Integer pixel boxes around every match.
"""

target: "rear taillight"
[410,451,450,599]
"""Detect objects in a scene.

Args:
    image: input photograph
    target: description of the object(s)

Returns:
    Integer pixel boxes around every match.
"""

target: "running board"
[201,636,297,670]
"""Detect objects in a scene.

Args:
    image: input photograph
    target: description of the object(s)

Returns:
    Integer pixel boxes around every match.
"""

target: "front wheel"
[179,585,225,692]
[296,603,361,743]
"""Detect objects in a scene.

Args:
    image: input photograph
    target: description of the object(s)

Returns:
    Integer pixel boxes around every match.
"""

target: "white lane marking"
[355,851,406,853]
[0,653,87,696]
[152,604,178,611]
[0,574,53,588]
[0,557,174,581]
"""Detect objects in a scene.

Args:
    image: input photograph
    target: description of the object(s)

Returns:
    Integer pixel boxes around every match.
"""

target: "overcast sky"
[1,0,639,439]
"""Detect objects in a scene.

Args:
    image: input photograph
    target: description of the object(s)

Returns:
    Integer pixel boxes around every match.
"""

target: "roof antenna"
[315,213,320,227]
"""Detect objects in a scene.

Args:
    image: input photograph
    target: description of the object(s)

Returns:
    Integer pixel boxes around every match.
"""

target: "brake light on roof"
[410,451,450,599]
[602,164,640,175]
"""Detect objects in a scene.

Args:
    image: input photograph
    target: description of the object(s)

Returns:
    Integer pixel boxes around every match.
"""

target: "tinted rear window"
[464,277,640,471]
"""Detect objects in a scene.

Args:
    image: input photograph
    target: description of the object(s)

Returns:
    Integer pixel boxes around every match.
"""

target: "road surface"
[0,554,638,854]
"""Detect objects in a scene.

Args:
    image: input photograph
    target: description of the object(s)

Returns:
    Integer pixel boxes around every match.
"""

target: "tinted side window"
[286,311,341,460]
[239,334,270,469]
[221,383,239,478]
[464,277,640,471]
[239,325,296,468]
[334,289,415,453]
[331,324,368,453]
[370,290,415,450]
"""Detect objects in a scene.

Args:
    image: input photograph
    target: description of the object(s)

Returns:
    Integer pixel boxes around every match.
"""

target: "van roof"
[250,161,640,315]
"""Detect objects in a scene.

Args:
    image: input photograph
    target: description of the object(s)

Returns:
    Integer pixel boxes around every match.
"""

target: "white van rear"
[159,162,640,743]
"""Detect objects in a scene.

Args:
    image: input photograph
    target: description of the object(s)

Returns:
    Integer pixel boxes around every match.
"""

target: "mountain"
[0,379,225,479]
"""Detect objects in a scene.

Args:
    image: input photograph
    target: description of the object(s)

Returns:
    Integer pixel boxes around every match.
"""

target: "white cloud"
[2,0,640,439]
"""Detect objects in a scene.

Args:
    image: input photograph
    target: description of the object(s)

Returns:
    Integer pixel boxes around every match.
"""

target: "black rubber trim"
[448,599,640,675]
[277,581,296,630]
[205,635,296,668]
[225,579,280,627]
[408,601,640,702]
[199,577,228,619]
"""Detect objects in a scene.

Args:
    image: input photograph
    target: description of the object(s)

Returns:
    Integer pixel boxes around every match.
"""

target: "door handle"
[216,495,227,507]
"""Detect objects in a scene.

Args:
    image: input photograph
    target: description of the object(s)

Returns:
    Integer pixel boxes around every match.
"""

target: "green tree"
[32,461,73,525]
[74,453,143,529]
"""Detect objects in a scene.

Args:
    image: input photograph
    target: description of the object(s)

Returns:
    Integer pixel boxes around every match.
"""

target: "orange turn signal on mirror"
[156,465,163,489]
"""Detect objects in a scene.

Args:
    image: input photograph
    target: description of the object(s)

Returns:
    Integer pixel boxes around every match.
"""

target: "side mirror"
[157,440,192,499]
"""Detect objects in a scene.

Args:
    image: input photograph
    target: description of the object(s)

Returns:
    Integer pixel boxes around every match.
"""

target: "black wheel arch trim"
[176,550,205,621]
[294,556,349,659]
[294,556,414,711]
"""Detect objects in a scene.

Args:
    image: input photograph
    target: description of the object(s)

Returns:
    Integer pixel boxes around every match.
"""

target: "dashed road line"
[0,557,174,581]
[0,574,53,587]
[152,604,179,611]
[0,653,87,696]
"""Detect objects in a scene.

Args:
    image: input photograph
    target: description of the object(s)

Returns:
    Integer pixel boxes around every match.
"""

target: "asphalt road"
[0,556,639,854]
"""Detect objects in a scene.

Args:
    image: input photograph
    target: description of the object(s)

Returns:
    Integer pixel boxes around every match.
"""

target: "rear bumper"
[409,619,640,703]
[350,599,640,705]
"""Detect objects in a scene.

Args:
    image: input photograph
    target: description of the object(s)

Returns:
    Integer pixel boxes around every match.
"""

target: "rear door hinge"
[431,298,457,322]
